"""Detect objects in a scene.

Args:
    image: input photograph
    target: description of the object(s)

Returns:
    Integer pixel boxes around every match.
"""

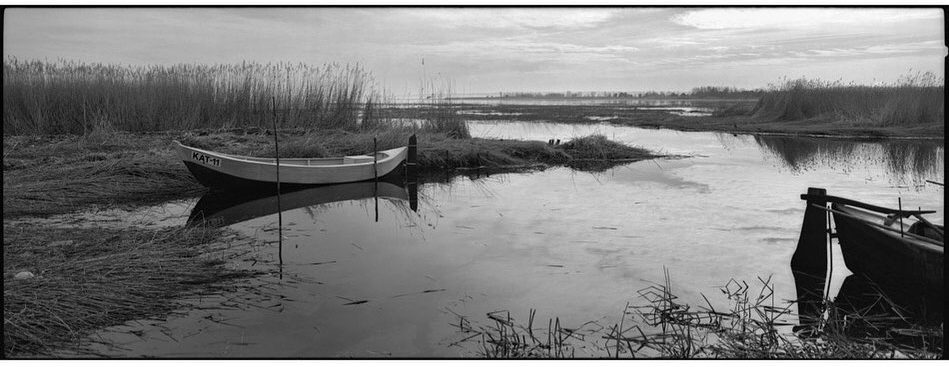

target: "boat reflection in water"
[792,270,944,352]
[187,177,418,228]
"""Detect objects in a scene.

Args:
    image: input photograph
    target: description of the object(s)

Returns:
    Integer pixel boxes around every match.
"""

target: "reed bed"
[2,59,380,135]
[2,223,255,357]
[752,73,944,126]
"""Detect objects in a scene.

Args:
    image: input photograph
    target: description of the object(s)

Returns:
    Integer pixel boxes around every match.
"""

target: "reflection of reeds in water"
[753,136,944,185]
[713,132,754,152]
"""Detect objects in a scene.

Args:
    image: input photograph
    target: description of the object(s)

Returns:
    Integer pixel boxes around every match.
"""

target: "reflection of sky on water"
[81,122,943,357]
[469,121,944,190]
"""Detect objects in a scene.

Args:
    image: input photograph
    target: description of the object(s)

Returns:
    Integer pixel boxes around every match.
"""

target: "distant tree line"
[500,87,763,99]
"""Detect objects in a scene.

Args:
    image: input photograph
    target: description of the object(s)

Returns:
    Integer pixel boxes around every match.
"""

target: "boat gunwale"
[833,203,945,253]
[174,140,407,169]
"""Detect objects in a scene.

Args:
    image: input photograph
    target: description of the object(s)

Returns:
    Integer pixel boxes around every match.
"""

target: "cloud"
[673,8,942,30]
[400,8,620,29]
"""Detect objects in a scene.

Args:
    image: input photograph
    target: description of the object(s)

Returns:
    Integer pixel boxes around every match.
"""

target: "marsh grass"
[752,73,944,126]
[2,132,201,217]
[3,130,653,218]
[3,59,381,135]
[453,271,942,359]
[2,223,256,356]
[414,79,470,139]
[177,130,653,170]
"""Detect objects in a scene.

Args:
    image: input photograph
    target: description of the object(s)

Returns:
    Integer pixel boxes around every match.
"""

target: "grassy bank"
[388,102,943,139]
[3,223,256,356]
[3,129,655,218]
[386,73,945,139]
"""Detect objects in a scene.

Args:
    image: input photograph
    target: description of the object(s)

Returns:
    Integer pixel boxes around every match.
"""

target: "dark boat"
[830,201,943,291]
[796,188,943,292]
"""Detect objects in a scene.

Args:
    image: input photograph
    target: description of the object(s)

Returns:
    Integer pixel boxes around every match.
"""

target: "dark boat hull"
[832,203,944,292]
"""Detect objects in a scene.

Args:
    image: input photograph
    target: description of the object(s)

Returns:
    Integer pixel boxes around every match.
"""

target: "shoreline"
[1,129,657,357]
[385,104,945,140]
[613,114,945,140]
[3,129,658,219]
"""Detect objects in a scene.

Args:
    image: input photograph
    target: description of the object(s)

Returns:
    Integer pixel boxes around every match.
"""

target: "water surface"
[83,122,944,357]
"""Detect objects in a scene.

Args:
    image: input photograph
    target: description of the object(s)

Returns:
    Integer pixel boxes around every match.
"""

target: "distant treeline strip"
[501,86,762,100]
[2,59,383,135]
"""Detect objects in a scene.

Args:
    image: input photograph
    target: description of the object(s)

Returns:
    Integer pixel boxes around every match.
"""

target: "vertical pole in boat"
[374,137,379,223]
[898,197,904,237]
[407,134,419,212]
[272,96,283,277]
[793,187,828,276]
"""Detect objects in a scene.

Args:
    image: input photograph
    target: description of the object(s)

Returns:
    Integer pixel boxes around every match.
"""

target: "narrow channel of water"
[81,122,943,357]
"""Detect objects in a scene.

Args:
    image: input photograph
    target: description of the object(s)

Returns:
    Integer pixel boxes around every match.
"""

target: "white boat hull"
[176,141,408,187]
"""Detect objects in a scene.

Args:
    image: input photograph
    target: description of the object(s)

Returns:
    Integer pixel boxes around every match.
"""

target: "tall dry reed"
[752,72,944,126]
[2,58,382,135]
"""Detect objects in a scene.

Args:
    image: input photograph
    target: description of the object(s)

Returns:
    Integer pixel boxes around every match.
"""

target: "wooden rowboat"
[175,141,408,188]
[830,201,944,291]
[793,188,944,339]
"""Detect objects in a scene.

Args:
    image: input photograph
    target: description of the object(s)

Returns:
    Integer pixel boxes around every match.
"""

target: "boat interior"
[216,151,391,166]
[835,203,945,245]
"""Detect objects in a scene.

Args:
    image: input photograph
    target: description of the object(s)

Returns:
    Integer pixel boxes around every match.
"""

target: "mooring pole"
[792,187,829,336]
[793,187,829,276]
[408,181,419,213]
[374,137,379,223]
[406,134,418,178]
[272,96,283,277]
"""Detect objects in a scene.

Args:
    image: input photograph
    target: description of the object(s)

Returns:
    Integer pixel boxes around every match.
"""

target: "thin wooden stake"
[824,209,833,300]
[272,96,283,276]
[373,137,379,222]
[898,197,904,237]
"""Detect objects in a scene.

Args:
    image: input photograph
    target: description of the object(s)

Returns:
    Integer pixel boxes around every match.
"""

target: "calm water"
[82,123,943,357]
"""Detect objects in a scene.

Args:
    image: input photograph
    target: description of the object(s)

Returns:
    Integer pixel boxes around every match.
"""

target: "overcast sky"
[4,7,946,94]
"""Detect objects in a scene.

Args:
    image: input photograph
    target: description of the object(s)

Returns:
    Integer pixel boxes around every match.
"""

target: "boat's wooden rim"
[830,203,944,252]
[174,140,406,168]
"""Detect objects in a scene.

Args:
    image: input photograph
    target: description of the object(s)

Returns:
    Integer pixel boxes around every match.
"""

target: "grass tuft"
[2,223,254,356]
